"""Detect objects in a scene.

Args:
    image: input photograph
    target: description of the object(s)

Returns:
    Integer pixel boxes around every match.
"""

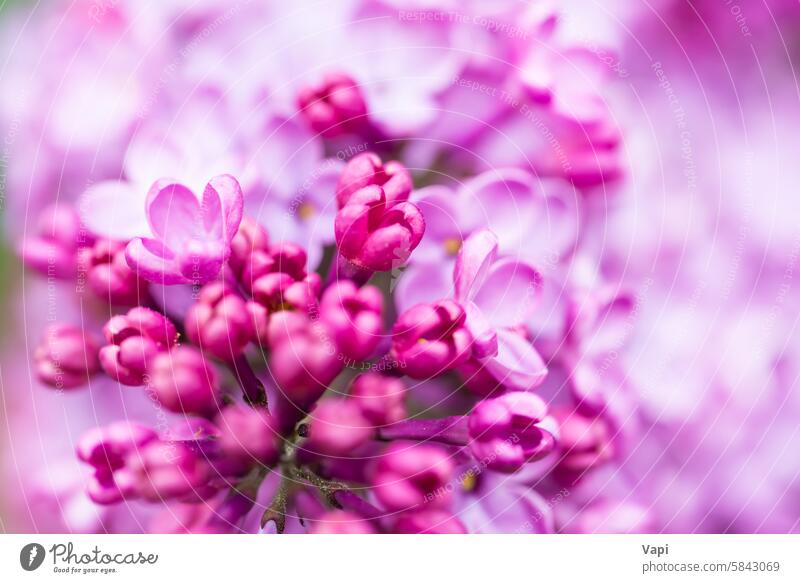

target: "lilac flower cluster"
[5,0,800,534]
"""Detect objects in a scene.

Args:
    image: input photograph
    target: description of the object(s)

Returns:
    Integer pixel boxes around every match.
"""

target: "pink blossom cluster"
[3,0,800,534]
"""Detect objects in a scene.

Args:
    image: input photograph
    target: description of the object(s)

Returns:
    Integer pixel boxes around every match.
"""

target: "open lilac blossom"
[452,229,548,390]
[396,169,578,312]
[123,175,244,285]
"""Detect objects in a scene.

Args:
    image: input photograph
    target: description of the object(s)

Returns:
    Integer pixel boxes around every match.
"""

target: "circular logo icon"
[20,543,46,571]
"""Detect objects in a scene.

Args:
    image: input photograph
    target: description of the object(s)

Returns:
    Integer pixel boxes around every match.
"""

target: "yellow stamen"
[298,202,316,220]
[462,472,478,492]
[443,237,462,256]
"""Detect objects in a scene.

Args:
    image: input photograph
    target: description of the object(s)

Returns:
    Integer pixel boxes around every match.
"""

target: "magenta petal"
[453,229,498,302]
[464,302,498,359]
[461,169,537,251]
[202,174,244,242]
[394,264,454,314]
[125,238,187,284]
[79,180,149,240]
[527,178,579,264]
[473,257,543,328]
[145,179,202,249]
[484,328,548,390]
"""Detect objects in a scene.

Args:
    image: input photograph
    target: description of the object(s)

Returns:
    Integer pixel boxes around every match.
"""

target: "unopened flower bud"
[215,405,281,468]
[297,72,368,138]
[128,439,211,502]
[34,323,100,389]
[335,185,425,272]
[468,392,554,473]
[349,373,406,426]
[391,300,472,378]
[149,346,221,416]
[185,282,255,360]
[371,443,454,512]
[99,307,178,386]
[319,281,383,361]
[336,152,412,208]
[78,239,147,305]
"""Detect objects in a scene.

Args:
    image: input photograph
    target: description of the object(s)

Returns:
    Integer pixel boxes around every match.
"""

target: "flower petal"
[464,302,498,359]
[473,257,543,328]
[201,174,244,242]
[460,169,537,251]
[145,179,202,249]
[453,229,498,302]
[394,263,454,314]
[484,328,548,390]
[79,180,149,240]
[125,238,188,285]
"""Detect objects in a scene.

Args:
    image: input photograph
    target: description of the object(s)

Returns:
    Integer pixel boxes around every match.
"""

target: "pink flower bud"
[252,272,320,314]
[336,152,412,208]
[270,329,342,411]
[309,510,377,534]
[249,272,321,347]
[349,373,406,426]
[319,281,383,362]
[185,282,255,360]
[78,239,147,305]
[456,357,504,397]
[335,185,425,272]
[148,346,220,417]
[305,399,374,457]
[391,300,472,378]
[393,509,467,534]
[553,408,614,478]
[128,439,211,502]
[240,241,308,293]
[371,443,455,512]
[215,405,281,468]
[19,204,87,279]
[99,307,178,386]
[228,217,270,279]
[468,393,554,473]
[297,72,368,138]
[34,323,100,389]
